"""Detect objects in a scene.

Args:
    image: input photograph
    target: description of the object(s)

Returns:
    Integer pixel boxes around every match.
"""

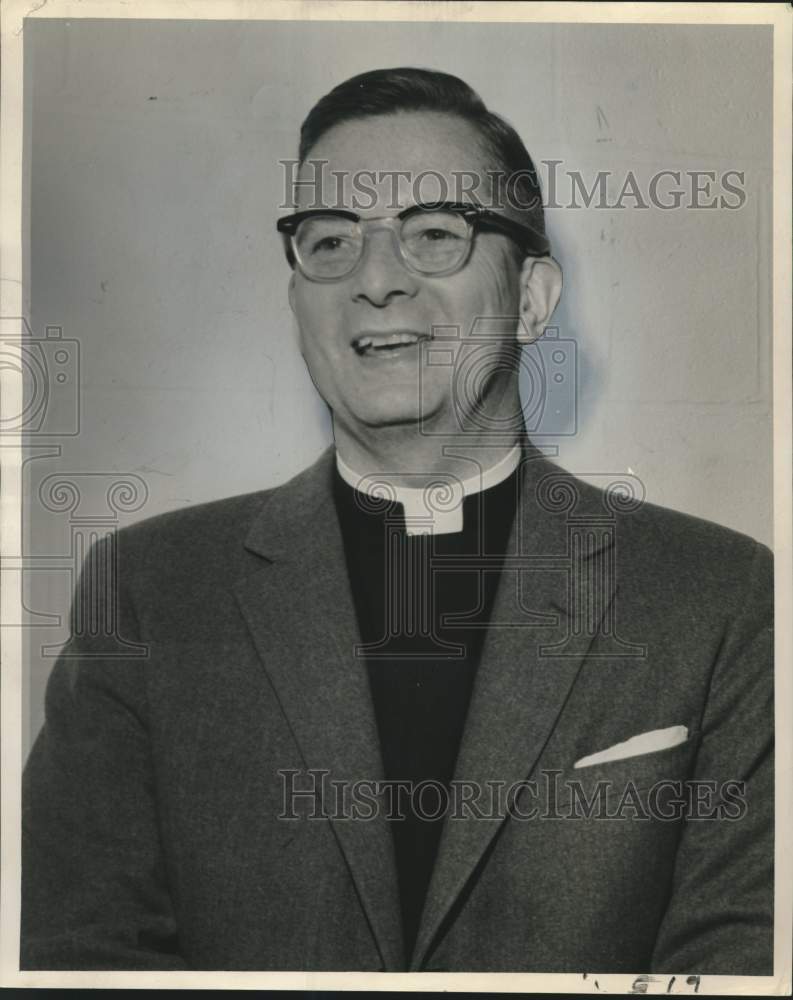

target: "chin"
[343,386,419,427]
[353,405,424,429]
[355,397,455,434]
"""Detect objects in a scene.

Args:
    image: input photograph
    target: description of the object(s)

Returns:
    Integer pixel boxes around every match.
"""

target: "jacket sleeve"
[650,542,774,975]
[21,534,186,970]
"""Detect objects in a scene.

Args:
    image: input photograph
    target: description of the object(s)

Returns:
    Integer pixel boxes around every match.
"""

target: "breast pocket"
[548,729,702,813]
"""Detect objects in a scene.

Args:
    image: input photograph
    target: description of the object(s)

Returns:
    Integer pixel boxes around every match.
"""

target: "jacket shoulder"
[527,456,772,602]
[115,488,270,558]
[112,450,332,571]
[618,490,770,569]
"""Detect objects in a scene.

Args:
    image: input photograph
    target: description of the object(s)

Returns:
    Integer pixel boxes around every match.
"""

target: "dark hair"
[298,67,547,252]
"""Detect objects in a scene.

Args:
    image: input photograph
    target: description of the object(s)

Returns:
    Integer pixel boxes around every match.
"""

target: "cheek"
[293,284,342,355]
[474,245,522,310]
[440,244,521,324]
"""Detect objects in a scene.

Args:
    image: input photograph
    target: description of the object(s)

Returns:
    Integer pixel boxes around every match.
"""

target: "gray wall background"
[23,19,773,755]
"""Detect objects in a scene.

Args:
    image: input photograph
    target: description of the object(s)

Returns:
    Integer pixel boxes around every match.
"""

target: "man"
[22,68,773,974]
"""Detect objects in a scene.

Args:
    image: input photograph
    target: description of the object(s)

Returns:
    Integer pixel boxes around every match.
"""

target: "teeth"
[353,332,423,352]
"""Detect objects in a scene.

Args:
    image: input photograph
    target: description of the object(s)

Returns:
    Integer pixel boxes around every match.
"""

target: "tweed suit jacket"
[21,444,774,973]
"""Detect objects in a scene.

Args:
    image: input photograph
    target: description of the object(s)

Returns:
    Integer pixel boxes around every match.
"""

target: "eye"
[311,235,345,254]
[402,211,469,246]
[296,216,358,258]
[420,227,458,242]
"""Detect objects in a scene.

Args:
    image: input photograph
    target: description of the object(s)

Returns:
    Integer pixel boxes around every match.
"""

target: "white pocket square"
[573,725,688,769]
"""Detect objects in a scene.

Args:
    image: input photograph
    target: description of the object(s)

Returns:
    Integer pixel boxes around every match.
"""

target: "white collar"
[336,445,521,536]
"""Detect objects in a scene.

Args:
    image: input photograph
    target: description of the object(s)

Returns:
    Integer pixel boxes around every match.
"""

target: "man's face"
[288,111,524,439]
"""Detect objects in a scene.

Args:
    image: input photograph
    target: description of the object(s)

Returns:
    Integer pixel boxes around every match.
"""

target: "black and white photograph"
[1,1,790,992]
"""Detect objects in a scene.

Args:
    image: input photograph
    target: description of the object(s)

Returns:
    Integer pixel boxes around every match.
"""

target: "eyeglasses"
[276,201,550,282]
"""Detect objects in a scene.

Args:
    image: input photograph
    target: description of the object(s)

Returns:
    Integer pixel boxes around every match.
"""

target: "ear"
[287,273,297,315]
[516,255,563,344]
[287,274,306,354]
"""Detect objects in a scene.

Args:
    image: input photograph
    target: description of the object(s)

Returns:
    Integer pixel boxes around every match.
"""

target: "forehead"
[295,111,496,212]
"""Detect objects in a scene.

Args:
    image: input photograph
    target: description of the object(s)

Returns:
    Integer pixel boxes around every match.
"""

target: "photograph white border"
[1,1,790,993]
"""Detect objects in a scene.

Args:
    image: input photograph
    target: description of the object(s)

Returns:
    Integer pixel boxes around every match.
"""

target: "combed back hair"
[298,67,548,253]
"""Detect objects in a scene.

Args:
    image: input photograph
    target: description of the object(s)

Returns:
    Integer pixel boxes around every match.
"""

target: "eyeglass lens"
[293,210,472,279]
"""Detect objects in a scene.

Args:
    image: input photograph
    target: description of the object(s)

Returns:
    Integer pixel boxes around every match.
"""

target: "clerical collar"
[335,445,521,536]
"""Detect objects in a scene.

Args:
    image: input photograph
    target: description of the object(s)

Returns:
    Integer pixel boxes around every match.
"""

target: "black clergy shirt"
[332,462,519,965]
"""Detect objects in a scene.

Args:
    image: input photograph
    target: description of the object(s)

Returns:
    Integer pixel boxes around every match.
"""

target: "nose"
[349,227,420,307]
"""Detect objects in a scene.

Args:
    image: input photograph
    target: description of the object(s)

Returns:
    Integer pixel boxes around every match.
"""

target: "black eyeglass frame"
[276,201,550,280]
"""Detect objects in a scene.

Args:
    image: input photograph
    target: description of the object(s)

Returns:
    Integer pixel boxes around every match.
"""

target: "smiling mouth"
[352,331,429,357]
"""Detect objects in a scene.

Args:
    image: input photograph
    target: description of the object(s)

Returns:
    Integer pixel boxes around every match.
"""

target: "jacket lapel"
[232,448,404,971]
[410,448,619,970]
